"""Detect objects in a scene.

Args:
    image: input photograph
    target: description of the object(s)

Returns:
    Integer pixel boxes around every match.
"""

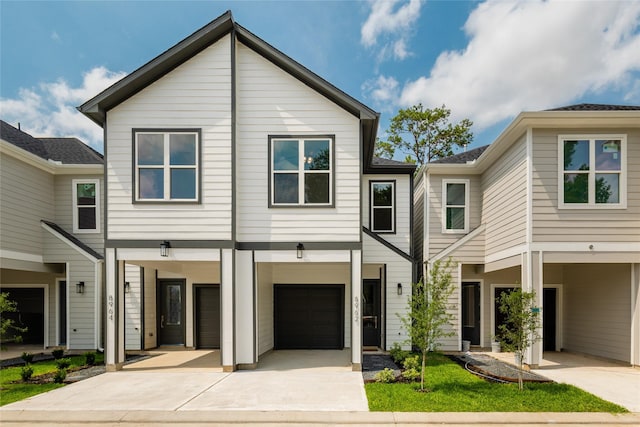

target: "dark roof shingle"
[547,103,640,111]
[431,145,490,164]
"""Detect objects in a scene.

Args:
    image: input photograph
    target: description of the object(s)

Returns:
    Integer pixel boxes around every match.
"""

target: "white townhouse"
[79,11,416,372]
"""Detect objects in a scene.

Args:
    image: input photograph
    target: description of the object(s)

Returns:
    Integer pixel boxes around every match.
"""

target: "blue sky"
[1,0,639,156]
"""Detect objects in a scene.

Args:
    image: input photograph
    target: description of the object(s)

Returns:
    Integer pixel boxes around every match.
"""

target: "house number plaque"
[108,295,114,321]
[353,296,359,323]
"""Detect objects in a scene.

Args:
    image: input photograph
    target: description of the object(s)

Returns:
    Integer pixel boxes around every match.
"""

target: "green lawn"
[366,353,627,413]
[0,353,104,406]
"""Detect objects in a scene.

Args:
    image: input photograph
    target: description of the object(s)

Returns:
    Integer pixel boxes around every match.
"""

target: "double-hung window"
[72,179,99,233]
[269,136,334,207]
[442,179,469,233]
[134,130,200,202]
[370,181,395,233]
[559,135,626,208]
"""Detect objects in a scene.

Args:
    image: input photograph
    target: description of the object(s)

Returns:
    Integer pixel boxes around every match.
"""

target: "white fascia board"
[530,242,640,253]
[116,247,221,262]
[0,249,43,263]
[254,250,351,263]
[0,140,102,175]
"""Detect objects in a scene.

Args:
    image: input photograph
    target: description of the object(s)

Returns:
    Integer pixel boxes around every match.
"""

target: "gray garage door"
[274,284,344,349]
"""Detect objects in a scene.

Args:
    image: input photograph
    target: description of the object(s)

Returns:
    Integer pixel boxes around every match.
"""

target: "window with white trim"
[269,136,333,206]
[442,179,469,233]
[559,135,626,208]
[72,179,99,233]
[370,181,395,233]
[134,130,200,202]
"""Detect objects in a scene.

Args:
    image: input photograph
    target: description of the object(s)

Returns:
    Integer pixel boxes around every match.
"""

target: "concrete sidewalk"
[1,410,639,426]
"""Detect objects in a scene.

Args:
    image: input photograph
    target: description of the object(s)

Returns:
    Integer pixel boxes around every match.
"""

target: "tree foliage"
[0,292,27,348]
[497,288,541,390]
[376,104,473,166]
[399,258,456,391]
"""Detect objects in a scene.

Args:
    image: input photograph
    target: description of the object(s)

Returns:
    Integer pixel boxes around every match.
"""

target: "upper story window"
[73,179,99,233]
[269,136,334,207]
[558,135,626,209]
[370,181,395,233]
[442,179,469,233]
[133,130,200,203]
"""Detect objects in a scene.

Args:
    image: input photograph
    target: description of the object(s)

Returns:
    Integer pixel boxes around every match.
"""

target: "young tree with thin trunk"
[399,258,456,392]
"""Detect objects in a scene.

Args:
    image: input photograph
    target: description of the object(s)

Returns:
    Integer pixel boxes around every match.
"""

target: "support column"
[221,248,235,372]
[105,248,125,371]
[529,251,543,368]
[235,250,256,369]
[351,249,362,371]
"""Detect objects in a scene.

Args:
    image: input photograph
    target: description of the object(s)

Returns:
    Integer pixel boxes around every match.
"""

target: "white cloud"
[0,67,125,152]
[362,75,400,111]
[361,0,423,61]
[398,0,640,130]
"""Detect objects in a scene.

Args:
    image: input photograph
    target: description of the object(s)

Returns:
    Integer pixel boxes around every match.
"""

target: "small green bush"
[53,369,66,384]
[55,358,71,370]
[389,343,410,366]
[20,364,34,381]
[21,352,34,364]
[402,367,420,382]
[374,368,396,383]
[402,355,421,371]
[51,348,64,359]
[84,351,96,366]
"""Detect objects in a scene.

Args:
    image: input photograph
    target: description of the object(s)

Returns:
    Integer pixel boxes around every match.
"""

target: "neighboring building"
[415,104,640,367]
[0,120,105,351]
[78,11,415,372]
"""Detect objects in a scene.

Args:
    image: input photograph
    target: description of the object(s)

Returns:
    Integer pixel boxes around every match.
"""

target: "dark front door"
[543,288,557,351]
[274,284,344,349]
[362,279,381,348]
[158,280,185,345]
[195,285,220,349]
[462,282,480,345]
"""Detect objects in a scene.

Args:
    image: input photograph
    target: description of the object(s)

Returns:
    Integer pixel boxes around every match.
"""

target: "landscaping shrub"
[20,364,34,382]
[402,355,421,371]
[84,351,96,366]
[51,348,64,359]
[389,343,410,366]
[20,352,34,364]
[374,368,396,383]
[402,367,421,382]
[53,369,66,384]
[55,358,71,370]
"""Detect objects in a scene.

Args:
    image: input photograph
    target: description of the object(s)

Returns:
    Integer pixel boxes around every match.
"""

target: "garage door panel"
[274,284,344,350]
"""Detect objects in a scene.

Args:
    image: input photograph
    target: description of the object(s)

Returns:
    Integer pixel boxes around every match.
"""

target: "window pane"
[170,169,196,199]
[595,140,621,171]
[446,207,465,230]
[166,285,181,326]
[139,168,164,199]
[373,183,392,206]
[563,173,588,203]
[137,134,164,165]
[595,173,619,204]
[305,173,329,203]
[274,140,298,171]
[446,183,465,205]
[304,140,330,171]
[170,134,196,165]
[77,183,95,205]
[78,207,96,229]
[563,140,589,171]
[373,207,392,231]
[274,173,298,204]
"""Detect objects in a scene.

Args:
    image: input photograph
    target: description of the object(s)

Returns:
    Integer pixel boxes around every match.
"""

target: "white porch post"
[529,251,543,368]
[235,250,255,368]
[105,248,125,371]
[221,248,235,371]
[351,249,362,371]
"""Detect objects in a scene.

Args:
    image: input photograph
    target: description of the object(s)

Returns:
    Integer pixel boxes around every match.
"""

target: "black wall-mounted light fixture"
[296,243,304,259]
[76,282,85,294]
[124,281,131,294]
[397,283,402,296]
[160,241,171,257]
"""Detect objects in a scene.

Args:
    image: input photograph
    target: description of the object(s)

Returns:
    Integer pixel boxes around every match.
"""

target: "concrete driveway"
[1,349,368,412]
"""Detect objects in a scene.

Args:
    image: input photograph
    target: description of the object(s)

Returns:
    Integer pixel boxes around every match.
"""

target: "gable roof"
[1,120,103,165]
[430,145,490,164]
[368,156,416,174]
[41,220,103,261]
[547,103,640,111]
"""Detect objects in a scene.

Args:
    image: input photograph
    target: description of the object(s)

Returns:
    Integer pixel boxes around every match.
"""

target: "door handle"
[160,315,164,328]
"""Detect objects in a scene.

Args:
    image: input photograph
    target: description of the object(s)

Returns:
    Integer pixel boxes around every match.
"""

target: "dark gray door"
[59,281,67,345]
[195,285,220,349]
[543,288,557,351]
[363,279,381,348]
[274,284,344,349]
[462,282,480,345]
[158,280,185,345]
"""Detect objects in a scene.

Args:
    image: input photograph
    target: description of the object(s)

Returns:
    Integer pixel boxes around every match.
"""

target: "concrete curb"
[1,410,639,425]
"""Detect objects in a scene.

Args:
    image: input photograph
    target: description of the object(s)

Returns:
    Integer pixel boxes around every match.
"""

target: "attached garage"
[274,284,344,349]
[2,287,45,344]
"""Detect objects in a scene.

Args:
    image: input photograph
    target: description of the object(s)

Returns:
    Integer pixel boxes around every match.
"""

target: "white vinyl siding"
[0,153,54,255]
[105,36,232,241]
[532,128,640,243]
[363,175,411,253]
[235,42,360,242]
[481,136,528,256]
